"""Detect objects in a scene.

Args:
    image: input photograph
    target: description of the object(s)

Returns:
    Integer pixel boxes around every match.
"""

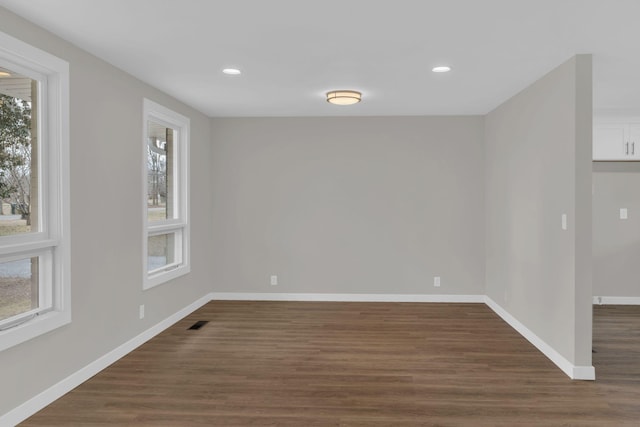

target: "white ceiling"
[1,0,639,117]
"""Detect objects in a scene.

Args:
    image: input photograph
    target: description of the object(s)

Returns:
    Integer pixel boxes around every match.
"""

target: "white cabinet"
[630,126,640,158]
[593,123,640,161]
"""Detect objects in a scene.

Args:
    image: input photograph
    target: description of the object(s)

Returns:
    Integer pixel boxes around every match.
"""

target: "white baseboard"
[210,292,485,303]
[3,291,599,425]
[593,296,640,305]
[572,365,597,380]
[0,293,213,427]
[484,296,595,381]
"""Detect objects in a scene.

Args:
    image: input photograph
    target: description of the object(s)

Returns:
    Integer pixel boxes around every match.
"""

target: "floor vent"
[188,320,209,330]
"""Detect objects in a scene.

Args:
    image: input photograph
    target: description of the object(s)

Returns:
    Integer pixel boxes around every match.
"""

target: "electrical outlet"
[433,276,441,287]
[270,275,278,286]
[139,304,145,319]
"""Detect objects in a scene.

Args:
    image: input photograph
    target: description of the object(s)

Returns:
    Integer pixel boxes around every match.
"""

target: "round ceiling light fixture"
[222,68,241,75]
[432,66,452,73]
[0,70,11,78]
[326,90,362,106]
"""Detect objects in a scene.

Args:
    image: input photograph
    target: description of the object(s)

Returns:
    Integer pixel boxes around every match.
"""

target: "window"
[0,31,70,351]
[143,99,189,289]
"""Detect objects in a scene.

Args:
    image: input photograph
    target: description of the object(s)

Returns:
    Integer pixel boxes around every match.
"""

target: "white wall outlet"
[139,304,145,319]
[433,276,441,287]
[620,208,628,220]
[270,275,278,286]
[561,214,567,230]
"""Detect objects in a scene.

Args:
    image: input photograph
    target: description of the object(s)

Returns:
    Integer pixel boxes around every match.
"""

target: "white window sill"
[143,263,191,290]
[0,309,71,352]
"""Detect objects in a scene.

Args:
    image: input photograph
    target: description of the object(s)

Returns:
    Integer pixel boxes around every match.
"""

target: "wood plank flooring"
[20,302,640,426]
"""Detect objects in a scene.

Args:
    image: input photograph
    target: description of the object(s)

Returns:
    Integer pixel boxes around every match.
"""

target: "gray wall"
[593,162,640,297]
[0,5,597,419]
[210,117,485,295]
[0,8,212,416]
[485,56,593,367]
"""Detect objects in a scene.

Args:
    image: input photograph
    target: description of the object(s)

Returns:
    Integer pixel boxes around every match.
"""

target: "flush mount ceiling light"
[222,68,241,75]
[326,90,362,106]
[432,66,452,73]
[0,70,11,77]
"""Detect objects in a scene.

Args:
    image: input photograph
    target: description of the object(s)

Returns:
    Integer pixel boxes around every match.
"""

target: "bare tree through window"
[0,69,38,322]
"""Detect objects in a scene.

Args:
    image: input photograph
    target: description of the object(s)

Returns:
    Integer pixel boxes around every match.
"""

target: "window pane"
[147,120,176,222]
[0,67,39,236]
[148,233,176,272]
[0,257,38,322]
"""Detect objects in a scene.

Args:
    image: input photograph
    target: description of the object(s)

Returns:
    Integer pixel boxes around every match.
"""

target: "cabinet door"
[593,125,627,160]
[628,125,640,159]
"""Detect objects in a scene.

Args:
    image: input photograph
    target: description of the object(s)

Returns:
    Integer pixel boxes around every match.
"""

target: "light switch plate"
[620,208,628,220]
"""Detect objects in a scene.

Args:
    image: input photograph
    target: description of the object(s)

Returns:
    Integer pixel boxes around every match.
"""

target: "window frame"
[142,99,190,289]
[0,30,70,351]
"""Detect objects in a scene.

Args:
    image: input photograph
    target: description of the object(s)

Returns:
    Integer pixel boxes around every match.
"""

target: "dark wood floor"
[20,302,640,426]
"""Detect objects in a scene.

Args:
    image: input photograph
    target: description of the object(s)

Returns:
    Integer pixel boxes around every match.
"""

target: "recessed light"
[222,68,241,75]
[432,66,451,73]
[326,90,362,106]
[0,70,11,78]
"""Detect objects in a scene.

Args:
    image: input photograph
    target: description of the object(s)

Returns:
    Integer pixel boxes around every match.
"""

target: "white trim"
[211,292,485,303]
[0,32,69,75]
[484,296,595,381]
[593,296,640,305]
[142,98,190,290]
[2,291,603,423]
[593,112,640,122]
[0,238,59,257]
[572,365,597,380]
[0,250,53,331]
[0,29,71,352]
[0,293,213,427]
